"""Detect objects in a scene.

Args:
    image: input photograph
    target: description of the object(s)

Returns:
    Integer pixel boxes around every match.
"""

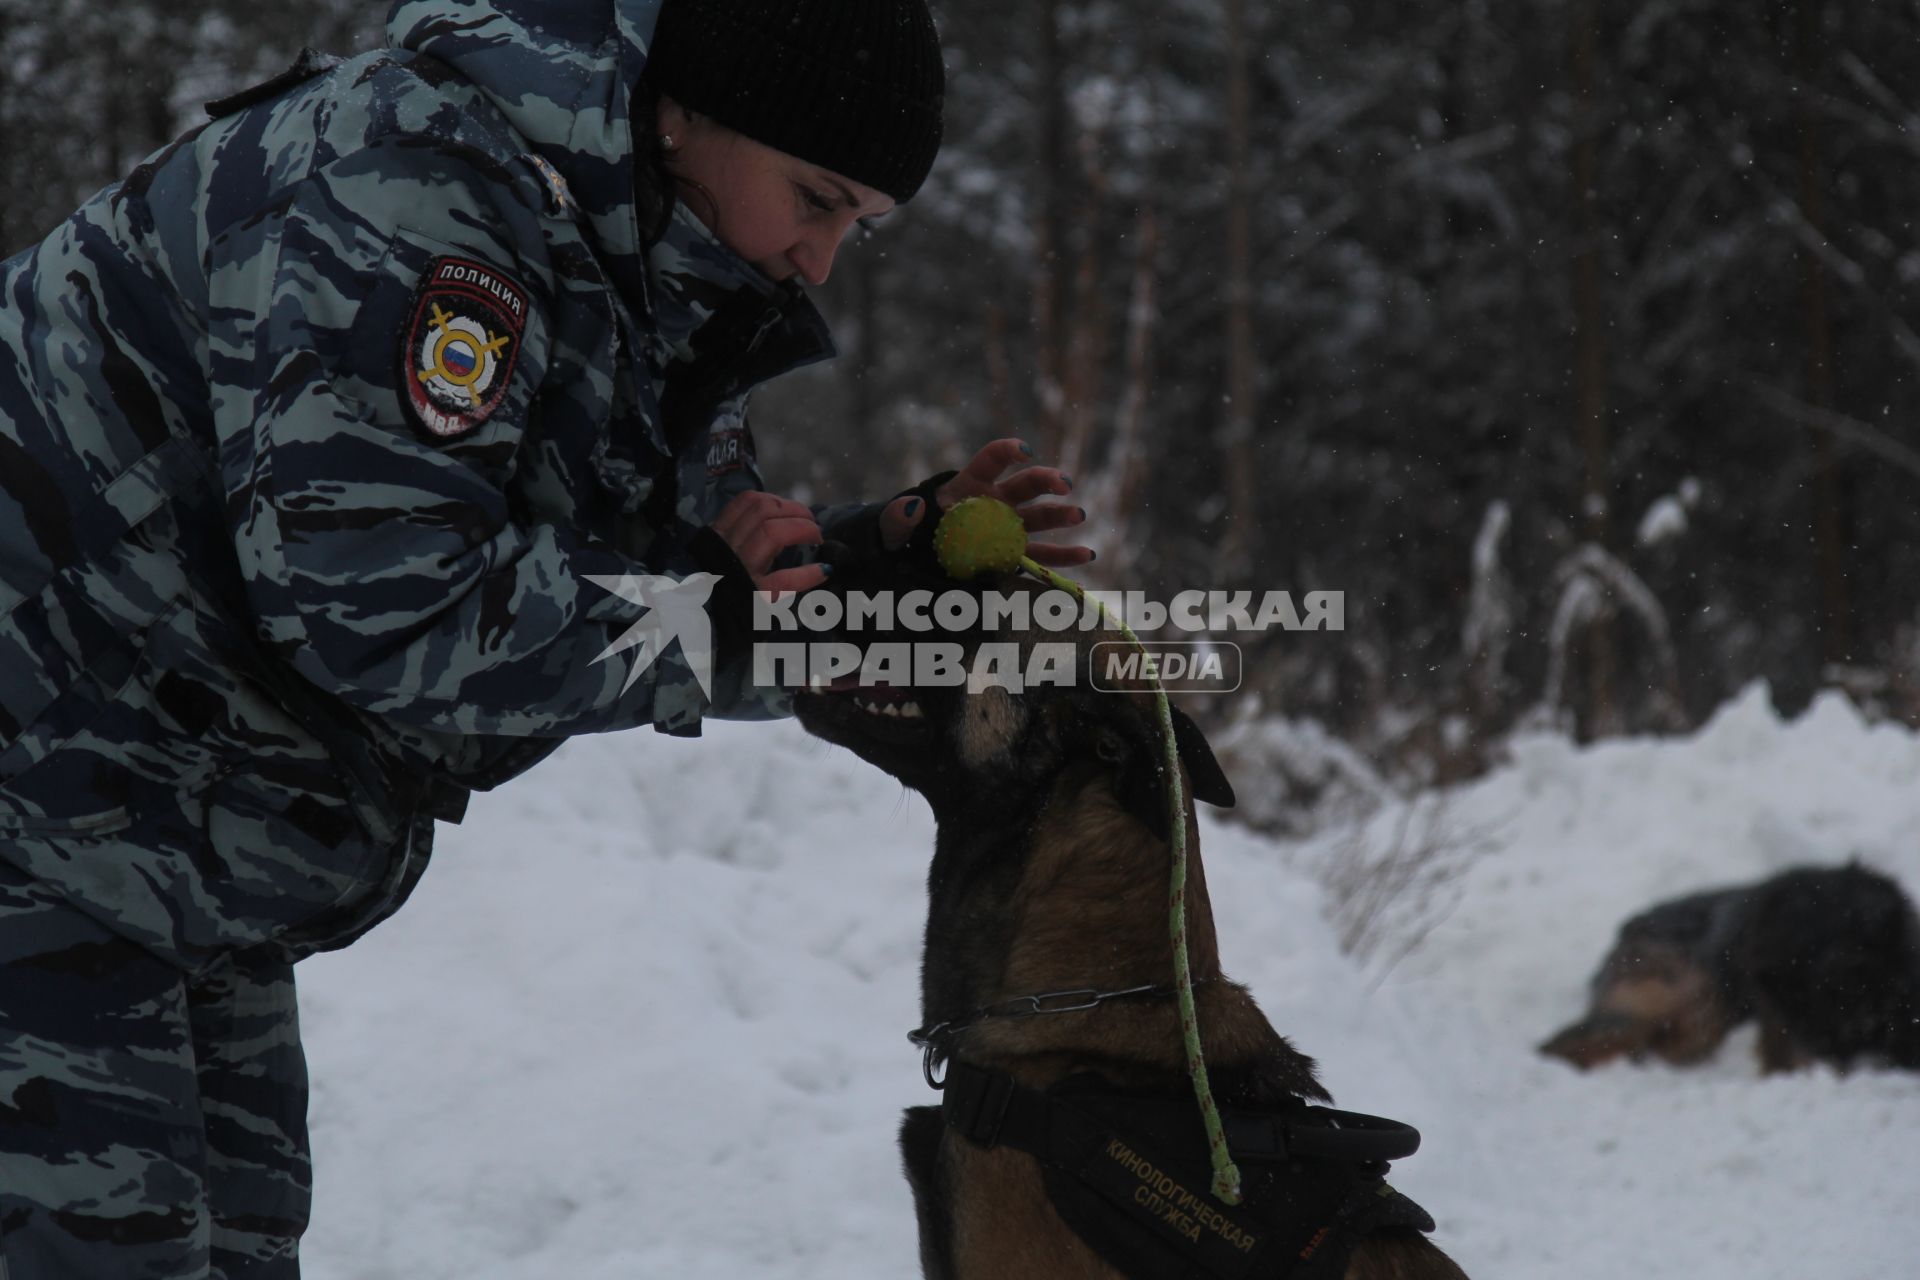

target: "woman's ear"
[660,94,698,152]
[655,93,692,142]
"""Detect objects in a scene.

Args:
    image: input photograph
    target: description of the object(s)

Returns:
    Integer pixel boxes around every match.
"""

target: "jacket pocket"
[0,596,224,837]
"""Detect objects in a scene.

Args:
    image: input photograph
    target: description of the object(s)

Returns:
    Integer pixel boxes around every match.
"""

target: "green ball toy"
[934,495,1028,580]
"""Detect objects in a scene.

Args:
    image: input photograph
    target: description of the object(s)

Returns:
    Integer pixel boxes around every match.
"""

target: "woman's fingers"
[713,491,813,542]
[872,445,1099,570]
[1023,541,1096,568]
[704,473,1097,597]
[995,467,1072,507]
[733,515,823,576]
[936,436,1070,507]
[1014,502,1085,535]
[951,438,1035,491]
[713,491,824,581]
[1021,510,1095,567]
[935,438,1051,506]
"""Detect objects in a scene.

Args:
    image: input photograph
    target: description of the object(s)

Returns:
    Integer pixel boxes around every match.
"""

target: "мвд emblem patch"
[403,256,529,439]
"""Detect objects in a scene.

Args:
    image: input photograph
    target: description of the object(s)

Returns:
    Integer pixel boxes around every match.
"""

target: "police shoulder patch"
[402,256,530,440]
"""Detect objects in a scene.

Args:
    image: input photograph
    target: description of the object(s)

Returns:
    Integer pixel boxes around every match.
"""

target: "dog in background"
[795,566,1468,1280]
[1540,863,1920,1074]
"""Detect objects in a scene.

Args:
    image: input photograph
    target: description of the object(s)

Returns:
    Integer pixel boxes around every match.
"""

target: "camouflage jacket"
[0,0,869,966]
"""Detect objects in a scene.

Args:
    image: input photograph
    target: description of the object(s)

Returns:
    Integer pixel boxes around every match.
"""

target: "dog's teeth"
[847,692,920,721]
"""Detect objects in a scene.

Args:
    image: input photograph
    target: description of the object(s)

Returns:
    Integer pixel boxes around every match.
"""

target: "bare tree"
[1217,0,1259,576]
[1569,0,1618,736]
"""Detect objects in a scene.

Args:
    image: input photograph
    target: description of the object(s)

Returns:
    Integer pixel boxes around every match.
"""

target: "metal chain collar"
[907,981,1189,1089]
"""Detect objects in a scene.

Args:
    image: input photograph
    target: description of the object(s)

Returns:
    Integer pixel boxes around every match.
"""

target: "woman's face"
[657,96,896,287]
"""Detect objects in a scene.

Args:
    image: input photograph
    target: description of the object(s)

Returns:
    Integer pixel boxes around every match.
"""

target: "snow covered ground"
[300,685,1920,1278]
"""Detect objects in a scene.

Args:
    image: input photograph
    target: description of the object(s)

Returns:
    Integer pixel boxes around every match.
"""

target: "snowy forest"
[7,0,1919,795]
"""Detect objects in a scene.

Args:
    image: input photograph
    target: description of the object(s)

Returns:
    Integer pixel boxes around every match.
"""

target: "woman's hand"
[877,438,1093,568]
[709,490,828,594]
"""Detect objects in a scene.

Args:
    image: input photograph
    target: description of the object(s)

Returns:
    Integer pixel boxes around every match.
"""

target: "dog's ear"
[1089,702,1235,840]
[1170,706,1235,810]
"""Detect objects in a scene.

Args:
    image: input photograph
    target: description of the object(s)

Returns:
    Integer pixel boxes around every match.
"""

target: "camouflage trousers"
[0,860,309,1279]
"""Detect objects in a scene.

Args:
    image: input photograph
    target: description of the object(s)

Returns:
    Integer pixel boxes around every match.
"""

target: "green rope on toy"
[935,496,1245,1205]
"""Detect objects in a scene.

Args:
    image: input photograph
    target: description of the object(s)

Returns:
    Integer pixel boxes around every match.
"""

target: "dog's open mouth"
[825,675,926,720]
[796,676,934,745]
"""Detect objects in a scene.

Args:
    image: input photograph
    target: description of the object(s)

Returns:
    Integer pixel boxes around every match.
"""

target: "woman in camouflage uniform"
[0,0,1086,1274]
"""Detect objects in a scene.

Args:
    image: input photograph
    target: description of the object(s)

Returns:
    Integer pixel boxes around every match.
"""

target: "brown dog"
[1540,863,1920,1074]
[795,568,1467,1280]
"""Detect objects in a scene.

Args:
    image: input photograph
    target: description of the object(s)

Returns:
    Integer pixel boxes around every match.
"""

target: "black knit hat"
[647,0,946,203]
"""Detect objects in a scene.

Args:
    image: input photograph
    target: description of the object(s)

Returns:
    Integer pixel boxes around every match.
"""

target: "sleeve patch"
[402,256,530,440]
[705,425,752,478]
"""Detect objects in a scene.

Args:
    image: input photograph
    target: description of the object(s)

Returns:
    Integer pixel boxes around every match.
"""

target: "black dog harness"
[911,990,1437,1279]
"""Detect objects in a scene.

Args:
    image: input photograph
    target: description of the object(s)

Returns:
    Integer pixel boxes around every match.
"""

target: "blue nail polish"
[904,498,920,517]
[1062,475,1075,490]
[1088,549,1097,562]
[820,563,835,579]
[1018,441,1035,457]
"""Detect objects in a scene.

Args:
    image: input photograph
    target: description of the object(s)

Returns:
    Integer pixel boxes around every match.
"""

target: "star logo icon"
[584,573,722,699]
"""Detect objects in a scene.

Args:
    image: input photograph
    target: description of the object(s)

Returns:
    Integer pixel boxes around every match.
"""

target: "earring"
[659,134,676,153]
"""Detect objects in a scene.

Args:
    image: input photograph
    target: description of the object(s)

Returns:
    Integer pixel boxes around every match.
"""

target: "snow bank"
[1266,683,1920,1277]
